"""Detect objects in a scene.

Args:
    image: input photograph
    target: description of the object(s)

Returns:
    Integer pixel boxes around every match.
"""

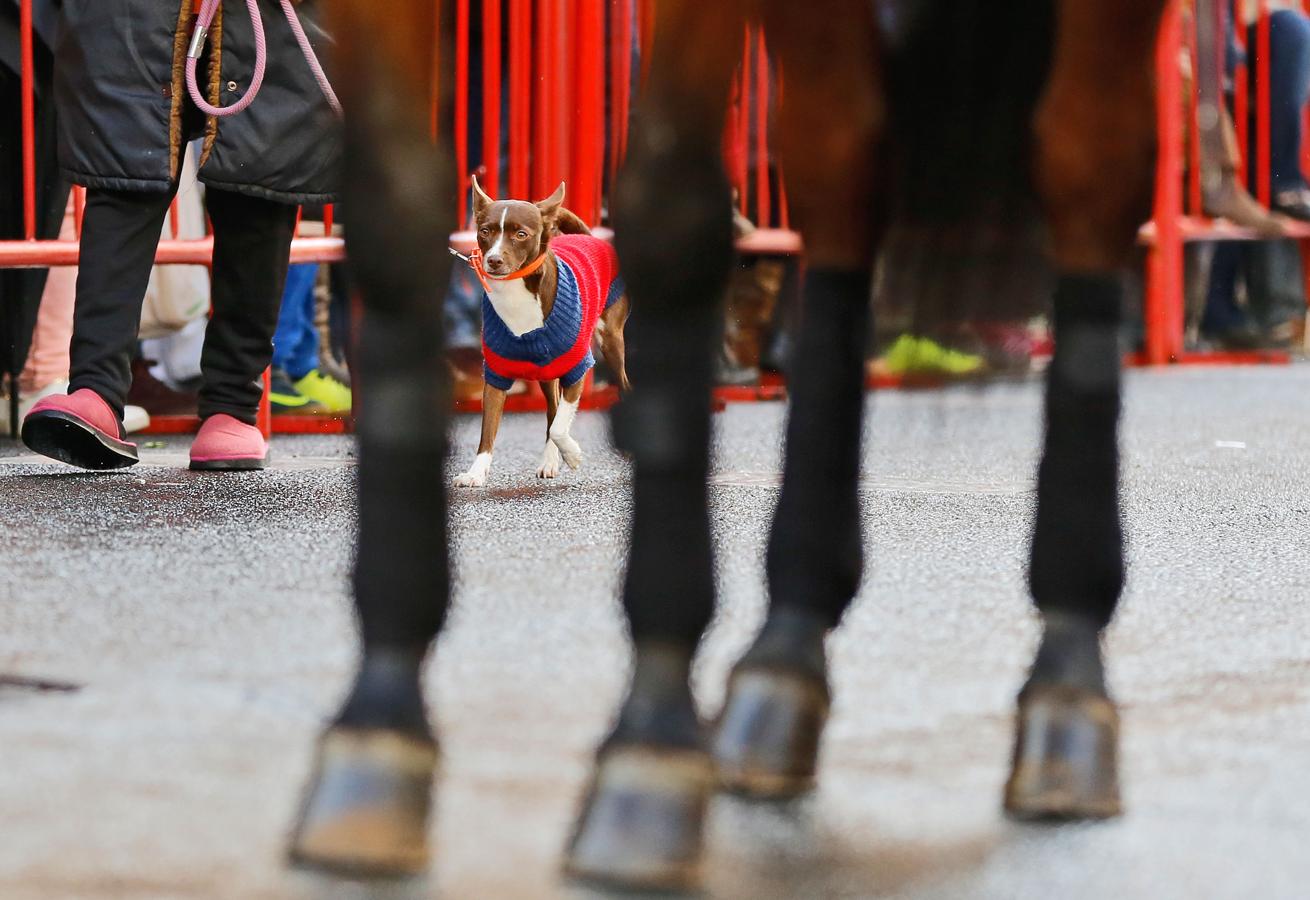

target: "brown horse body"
[290,0,1166,889]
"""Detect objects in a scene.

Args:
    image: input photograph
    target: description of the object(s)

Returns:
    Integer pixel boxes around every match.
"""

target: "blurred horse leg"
[713,0,885,799]
[1005,0,1167,820]
[562,0,747,890]
[288,0,455,875]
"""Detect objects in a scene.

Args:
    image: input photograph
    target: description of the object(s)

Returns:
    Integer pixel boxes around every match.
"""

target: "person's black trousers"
[69,186,298,424]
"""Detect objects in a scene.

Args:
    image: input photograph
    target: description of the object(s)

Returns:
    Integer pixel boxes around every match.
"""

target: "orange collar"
[468,247,549,294]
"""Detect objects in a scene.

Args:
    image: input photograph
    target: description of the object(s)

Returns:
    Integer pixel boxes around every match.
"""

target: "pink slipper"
[190,413,267,471]
[21,388,138,470]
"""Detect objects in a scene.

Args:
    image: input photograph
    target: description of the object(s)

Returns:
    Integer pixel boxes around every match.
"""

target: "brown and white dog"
[453,177,630,487]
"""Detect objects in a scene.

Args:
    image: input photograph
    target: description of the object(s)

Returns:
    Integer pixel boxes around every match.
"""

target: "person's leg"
[1200,241,1254,339]
[288,0,453,876]
[199,189,299,424]
[1264,10,1310,195]
[67,188,176,417]
[21,187,174,468]
[1007,0,1167,820]
[273,264,321,381]
[713,0,884,799]
[563,0,745,890]
[18,200,76,396]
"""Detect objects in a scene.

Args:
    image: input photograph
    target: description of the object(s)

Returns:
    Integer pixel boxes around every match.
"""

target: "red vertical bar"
[72,186,86,238]
[532,0,553,197]
[637,0,655,88]
[258,368,272,439]
[1233,0,1249,184]
[456,0,471,217]
[754,29,771,229]
[609,0,633,183]
[20,0,36,240]
[1187,7,1202,216]
[324,204,335,234]
[431,0,443,141]
[1147,0,1185,365]
[617,0,633,166]
[776,64,789,230]
[736,28,751,216]
[1303,3,1310,180]
[1256,1,1271,206]
[483,0,503,200]
[555,0,572,203]
[508,0,531,199]
[572,0,605,225]
[170,198,181,239]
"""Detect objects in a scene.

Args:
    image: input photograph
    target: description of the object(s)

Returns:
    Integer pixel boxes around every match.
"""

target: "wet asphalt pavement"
[0,364,1308,899]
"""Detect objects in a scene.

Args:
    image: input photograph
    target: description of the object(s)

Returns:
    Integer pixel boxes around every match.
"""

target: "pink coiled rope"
[185,0,342,119]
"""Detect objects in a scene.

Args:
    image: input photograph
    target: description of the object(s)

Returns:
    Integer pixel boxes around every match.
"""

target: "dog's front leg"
[454,383,508,487]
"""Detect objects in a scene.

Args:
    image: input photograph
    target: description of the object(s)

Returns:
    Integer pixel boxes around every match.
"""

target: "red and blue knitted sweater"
[481,234,624,390]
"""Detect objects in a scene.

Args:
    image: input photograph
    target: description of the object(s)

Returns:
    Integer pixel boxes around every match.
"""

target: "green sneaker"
[270,367,322,414]
[294,369,353,413]
[877,334,985,377]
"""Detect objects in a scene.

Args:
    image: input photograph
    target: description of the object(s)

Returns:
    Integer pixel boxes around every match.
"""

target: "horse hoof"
[712,668,829,799]
[564,744,714,892]
[1004,686,1122,821]
[287,727,439,877]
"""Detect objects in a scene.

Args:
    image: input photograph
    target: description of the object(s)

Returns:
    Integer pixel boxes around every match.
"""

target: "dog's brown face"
[471,177,565,276]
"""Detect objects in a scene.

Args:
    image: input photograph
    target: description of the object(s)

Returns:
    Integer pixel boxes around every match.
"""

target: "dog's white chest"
[486,280,544,336]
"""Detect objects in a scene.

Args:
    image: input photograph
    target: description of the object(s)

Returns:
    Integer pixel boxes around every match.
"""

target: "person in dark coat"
[21,0,340,471]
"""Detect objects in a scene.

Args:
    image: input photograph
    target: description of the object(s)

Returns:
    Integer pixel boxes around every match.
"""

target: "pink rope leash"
[185,0,341,119]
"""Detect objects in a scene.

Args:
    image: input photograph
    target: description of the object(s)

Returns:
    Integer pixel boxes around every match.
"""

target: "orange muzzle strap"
[467,247,548,294]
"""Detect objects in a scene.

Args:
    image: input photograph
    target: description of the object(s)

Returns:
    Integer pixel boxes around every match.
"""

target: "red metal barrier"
[2,1,796,437]
[1142,0,1307,365]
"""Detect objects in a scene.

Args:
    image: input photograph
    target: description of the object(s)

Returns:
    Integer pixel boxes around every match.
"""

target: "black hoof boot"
[288,648,437,876]
[287,726,439,876]
[1004,685,1121,821]
[564,743,714,892]
[714,669,829,799]
[712,606,831,799]
[564,642,711,892]
[1004,611,1121,821]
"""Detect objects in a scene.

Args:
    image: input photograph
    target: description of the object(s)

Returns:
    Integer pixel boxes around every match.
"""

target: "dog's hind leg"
[549,378,585,470]
[713,0,885,800]
[596,295,632,393]
[562,0,746,891]
[1005,0,1167,822]
[538,378,563,478]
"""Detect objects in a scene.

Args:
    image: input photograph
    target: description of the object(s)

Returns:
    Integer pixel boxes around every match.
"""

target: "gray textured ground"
[0,364,1307,900]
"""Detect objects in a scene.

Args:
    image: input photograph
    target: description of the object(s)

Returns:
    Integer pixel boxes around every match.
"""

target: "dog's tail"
[553,207,592,236]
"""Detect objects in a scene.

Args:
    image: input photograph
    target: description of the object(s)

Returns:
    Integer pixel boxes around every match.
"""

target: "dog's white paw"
[454,452,492,487]
[557,437,584,470]
[453,470,487,487]
[537,442,562,478]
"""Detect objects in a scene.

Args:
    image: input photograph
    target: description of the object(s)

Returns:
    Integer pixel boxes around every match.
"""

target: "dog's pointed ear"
[471,175,494,217]
[537,182,566,219]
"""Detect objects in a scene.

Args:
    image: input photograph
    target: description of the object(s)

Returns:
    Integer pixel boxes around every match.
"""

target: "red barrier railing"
[1143,0,1309,364]
[2,1,800,431]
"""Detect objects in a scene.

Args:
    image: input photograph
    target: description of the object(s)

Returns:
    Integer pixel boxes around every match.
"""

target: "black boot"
[712,606,831,798]
[565,642,713,891]
[288,649,439,876]
[1005,612,1120,821]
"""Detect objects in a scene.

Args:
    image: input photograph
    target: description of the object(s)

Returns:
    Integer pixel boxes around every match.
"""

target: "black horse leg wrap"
[766,268,873,628]
[613,309,720,646]
[1029,273,1125,630]
[353,311,450,654]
